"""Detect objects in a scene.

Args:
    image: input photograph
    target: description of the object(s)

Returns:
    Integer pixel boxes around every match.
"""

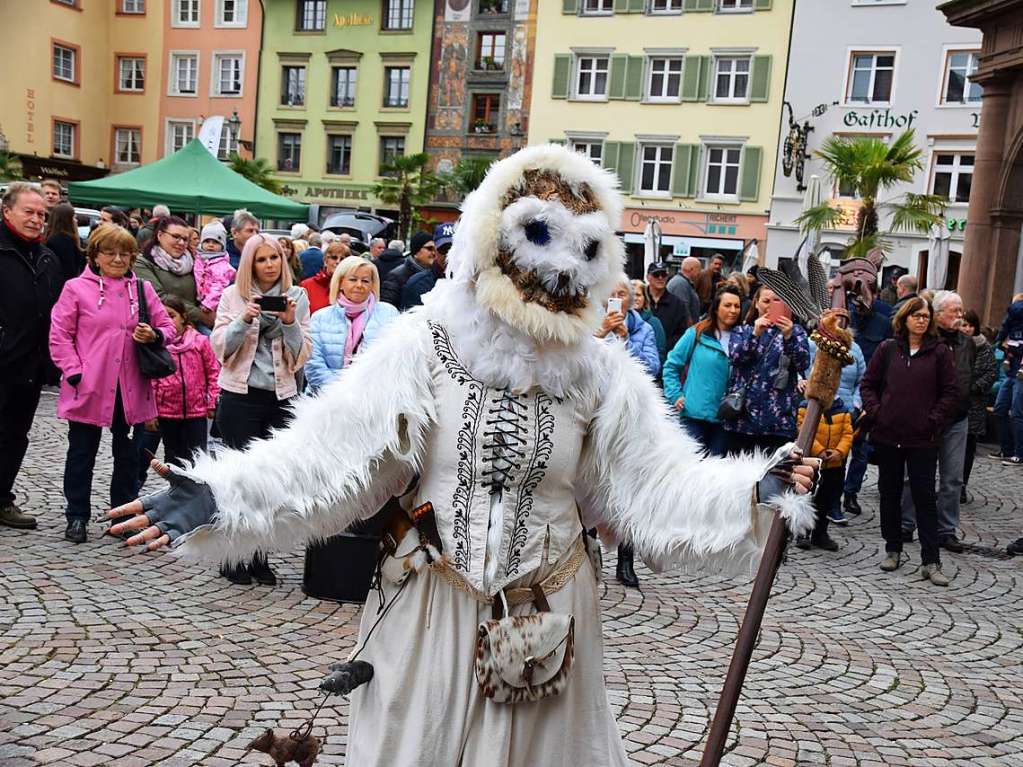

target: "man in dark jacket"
[646,261,688,354]
[666,256,701,326]
[401,223,453,311]
[381,231,434,309]
[375,240,406,281]
[891,274,918,314]
[902,291,996,552]
[0,184,63,530]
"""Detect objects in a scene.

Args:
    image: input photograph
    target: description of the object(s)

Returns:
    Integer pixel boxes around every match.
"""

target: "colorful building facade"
[527,0,790,275]
[255,0,435,218]
[0,0,166,182]
[158,0,263,161]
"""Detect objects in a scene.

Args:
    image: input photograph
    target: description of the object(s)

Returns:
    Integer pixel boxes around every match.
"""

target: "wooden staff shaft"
[699,399,823,767]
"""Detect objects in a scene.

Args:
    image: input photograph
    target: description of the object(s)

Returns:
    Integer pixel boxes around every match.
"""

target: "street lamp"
[227,111,241,138]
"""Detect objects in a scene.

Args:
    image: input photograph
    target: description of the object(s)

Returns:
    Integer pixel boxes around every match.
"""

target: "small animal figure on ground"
[245,728,320,767]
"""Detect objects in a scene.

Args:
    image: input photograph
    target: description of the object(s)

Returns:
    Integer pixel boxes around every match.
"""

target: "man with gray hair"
[369,237,386,260]
[901,290,996,553]
[227,208,260,270]
[376,239,406,280]
[892,274,918,313]
[667,256,702,327]
[136,204,172,247]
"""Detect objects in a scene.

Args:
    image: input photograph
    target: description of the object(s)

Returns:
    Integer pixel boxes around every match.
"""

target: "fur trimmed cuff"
[770,491,817,537]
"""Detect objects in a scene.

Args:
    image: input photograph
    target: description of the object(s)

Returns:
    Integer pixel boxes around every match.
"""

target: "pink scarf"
[336,292,375,367]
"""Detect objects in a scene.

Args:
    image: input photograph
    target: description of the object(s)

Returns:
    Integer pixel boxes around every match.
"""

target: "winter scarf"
[336,291,375,367]
[150,244,194,276]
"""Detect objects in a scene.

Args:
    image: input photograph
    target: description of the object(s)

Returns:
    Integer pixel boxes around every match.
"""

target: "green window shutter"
[624,56,644,100]
[613,0,629,11]
[684,0,713,10]
[603,142,621,174]
[562,0,579,14]
[681,55,701,101]
[628,0,646,11]
[609,54,628,100]
[671,144,691,197]
[552,54,571,99]
[749,55,771,102]
[617,142,635,193]
[739,145,762,201]
[699,55,712,102]
[550,139,566,145]
[753,0,772,9]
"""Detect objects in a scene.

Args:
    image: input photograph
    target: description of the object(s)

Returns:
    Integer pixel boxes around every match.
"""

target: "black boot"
[249,551,277,586]
[65,518,87,543]
[220,562,251,585]
[843,494,862,516]
[616,544,639,588]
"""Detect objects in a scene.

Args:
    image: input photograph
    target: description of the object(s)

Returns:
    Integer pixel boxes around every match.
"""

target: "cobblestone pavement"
[2,393,1022,766]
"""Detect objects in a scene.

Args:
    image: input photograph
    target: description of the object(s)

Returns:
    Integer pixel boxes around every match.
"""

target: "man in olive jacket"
[0,184,62,530]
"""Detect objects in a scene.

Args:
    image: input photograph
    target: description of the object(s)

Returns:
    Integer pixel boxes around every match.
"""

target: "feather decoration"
[757,267,821,325]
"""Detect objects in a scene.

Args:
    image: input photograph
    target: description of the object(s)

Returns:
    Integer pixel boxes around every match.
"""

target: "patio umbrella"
[800,174,823,274]
[926,222,951,290]
[741,240,759,273]
[643,218,662,273]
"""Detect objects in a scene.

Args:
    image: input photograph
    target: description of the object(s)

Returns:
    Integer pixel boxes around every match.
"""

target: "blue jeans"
[843,432,870,496]
[993,375,1023,458]
[683,417,730,457]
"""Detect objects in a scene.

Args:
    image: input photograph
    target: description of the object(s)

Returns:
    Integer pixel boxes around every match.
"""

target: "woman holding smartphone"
[211,233,312,585]
[724,286,810,455]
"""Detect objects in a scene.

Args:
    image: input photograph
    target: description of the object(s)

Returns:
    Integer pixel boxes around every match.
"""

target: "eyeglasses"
[98,250,131,261]
[422,245,437,251]
[161,232,189,243]
[909,312,931,320]
[649,271,668,278]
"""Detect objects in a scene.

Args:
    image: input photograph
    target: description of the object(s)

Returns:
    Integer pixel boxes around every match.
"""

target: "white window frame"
[215,0,247,26]
[53,121,75,159]
[115,128,142,166]
[217,121,239,160]
[382,0,415,31]
[53,45,76,83]
[379,135,407,175]
[211,51,245,97]
[121,0,145,13]
[718,0,752,12]
[939,49,982,106]
[701,143,743,201]
[930,151,974,205]
[580,0,613,15]
[851,0,907,6]
[326,134,354,176]
[383,66,411,108]
[573,54,610,101]
[648,0,682,14]
[280,64,306,107]
[165,119,196,155]
[571,140,604,166]
[172,0,200,27]
[711,55,752,103]
[844,49,897,106]
[331,66,358,108]
[168,51,199,96]
[277,131,303,172]
[637,143,674,197]
[118,56,146,92]
[646,56,684,103]
[296,0,327,30]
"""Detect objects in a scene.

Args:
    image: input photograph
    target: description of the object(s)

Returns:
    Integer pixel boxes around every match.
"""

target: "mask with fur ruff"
[427,145,624,397]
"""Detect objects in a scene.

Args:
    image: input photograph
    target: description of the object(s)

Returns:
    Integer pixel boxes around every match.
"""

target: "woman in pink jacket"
[49,224,176,544]
[152,294,220,467]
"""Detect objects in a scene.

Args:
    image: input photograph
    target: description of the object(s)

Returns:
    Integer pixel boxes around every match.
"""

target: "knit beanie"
[409,231,433,255]
[200,221,227,248]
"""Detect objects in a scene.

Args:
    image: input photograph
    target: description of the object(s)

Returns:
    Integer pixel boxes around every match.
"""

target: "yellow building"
[0,0,164,183]
[528,0,789,272]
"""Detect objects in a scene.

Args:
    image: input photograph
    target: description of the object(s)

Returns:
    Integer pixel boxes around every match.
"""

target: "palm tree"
[0,150,22,182]
[374,153,444,241]
[444,156,493,199]
[795,129,945,259]
[226,153,282,194]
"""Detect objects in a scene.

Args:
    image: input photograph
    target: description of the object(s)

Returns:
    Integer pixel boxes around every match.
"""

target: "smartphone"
[256,295,288,312]
[766,300,791,324]
[607,297,623,315]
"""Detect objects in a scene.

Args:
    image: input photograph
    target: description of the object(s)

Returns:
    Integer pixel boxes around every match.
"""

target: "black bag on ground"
[135,279,177,379]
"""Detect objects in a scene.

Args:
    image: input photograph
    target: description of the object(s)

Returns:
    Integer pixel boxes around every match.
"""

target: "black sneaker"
[1002,457,1023,466]
[64,518,87,543]
[940,535,964,553]
[960,487,970,505]
[843,494,862,516]
[795,534,812,550]
[812,534,840,552]
[989,450,1010,460]
[1007,538,1023,556]
[901,529,915,543]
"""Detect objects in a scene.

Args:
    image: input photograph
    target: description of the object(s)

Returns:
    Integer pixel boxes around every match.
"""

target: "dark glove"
[140,465,217,542]
[755,443,819,503]
[321,661,374,696]
[67,373,82,387]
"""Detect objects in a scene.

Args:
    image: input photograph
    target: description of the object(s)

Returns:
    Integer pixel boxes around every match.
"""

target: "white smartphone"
[607,297,623,315]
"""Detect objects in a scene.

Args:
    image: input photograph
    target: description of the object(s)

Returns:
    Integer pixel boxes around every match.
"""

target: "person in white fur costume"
[108,145,818,767]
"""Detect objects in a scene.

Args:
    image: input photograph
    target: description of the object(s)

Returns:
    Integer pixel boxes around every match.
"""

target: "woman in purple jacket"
[860,296,959,586]
[49,224,176,544]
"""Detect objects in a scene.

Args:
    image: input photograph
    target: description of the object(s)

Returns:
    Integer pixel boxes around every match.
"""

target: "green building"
[257,0,434,220]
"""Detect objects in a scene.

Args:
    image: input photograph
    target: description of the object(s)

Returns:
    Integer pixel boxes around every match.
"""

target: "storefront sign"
[630,211,677,227]
[842,109,918,130]
[334,12,373,27]
[17,153,108,181]
[281,183,372,202]
[947,217,967,232]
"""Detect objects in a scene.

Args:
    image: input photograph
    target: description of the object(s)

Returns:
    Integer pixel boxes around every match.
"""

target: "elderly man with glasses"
[381,231,436,309]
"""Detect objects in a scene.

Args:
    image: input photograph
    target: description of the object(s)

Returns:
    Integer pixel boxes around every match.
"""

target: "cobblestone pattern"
[1,393,1022,766]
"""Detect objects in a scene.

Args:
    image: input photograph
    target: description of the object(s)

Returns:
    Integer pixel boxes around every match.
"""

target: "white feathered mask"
[446,144,625,345]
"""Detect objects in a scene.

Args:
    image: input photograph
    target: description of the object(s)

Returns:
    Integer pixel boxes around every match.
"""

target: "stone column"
[958,78,1012,322]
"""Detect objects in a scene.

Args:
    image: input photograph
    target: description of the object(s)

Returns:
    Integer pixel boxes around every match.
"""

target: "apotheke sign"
[333,12,372,27]
[843,109,918,130]
[281,183,372,202]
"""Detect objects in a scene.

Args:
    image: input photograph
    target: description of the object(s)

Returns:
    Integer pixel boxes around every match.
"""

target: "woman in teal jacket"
[663,286,742,456]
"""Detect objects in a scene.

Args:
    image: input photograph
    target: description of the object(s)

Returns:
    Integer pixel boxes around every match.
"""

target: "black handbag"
[134,279,177,379]
[717,383,747,421]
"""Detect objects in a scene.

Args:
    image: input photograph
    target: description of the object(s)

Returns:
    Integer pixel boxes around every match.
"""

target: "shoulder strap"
[136,278,150,323]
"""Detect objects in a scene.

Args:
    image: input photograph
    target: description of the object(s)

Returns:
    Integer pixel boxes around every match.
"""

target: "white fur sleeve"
[174,311,436,564]
[578,342,815,577]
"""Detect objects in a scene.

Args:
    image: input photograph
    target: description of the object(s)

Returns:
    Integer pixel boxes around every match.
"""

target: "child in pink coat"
[192,221,236,332]
[152,294,220,467]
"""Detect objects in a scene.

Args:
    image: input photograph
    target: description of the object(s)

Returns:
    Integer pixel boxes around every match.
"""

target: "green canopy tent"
[68,139,307,220]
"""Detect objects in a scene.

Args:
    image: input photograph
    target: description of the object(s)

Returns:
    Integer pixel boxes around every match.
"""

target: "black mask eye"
[524,219,551,246]
[584,239,600,262]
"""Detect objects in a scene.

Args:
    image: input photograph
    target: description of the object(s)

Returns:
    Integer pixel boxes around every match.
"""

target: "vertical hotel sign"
[25,88,35,146]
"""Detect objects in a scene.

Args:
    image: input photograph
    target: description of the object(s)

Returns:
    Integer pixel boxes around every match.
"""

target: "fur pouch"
[474,613,575,704]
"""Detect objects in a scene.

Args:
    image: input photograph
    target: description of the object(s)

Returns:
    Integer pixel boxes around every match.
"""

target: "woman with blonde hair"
[279,236,302,284]
[305,255,398,393]
[49,224,176,544]
[211,233,312,585]
[301,241,349,314]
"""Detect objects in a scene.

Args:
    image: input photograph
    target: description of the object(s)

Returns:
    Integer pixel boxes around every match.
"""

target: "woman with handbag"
[663,285,742,457]
[724,286,810,455]
[49,224,176,544]
[134,215,206,329]
[211,233,312,586]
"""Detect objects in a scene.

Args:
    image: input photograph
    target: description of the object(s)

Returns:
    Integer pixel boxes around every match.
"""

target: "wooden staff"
[700,308,852,767]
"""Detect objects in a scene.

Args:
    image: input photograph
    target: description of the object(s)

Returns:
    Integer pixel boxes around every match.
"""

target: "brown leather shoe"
[0,503,37,530]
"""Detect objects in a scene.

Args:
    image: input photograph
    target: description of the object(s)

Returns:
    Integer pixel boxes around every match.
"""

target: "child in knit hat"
[192,221,236,331]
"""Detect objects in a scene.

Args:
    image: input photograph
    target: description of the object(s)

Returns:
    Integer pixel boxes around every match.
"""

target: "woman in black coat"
[860,296,959,586]
[44,202,85,284]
